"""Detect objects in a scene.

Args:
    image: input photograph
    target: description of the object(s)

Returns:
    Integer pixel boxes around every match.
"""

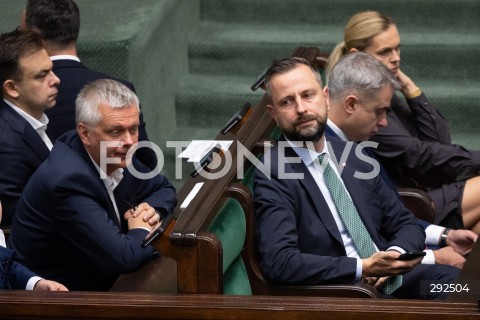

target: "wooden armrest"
[256,282,380,298]
[397,188,435,223]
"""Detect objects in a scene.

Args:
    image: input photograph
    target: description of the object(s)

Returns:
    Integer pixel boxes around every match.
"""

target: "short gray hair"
[327,52,400,103]
[75,79,140,126]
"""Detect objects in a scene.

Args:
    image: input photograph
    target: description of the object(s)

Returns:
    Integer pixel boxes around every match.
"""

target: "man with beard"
[253,56,459,299]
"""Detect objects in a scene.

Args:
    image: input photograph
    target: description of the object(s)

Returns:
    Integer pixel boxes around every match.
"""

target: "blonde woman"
[326,11,480,233]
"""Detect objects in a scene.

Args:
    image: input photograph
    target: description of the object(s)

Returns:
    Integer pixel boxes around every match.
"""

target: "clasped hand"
[123,202,160,231]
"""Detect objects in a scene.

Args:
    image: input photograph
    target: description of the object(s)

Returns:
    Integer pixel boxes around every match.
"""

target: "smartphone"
[396,251,426,261]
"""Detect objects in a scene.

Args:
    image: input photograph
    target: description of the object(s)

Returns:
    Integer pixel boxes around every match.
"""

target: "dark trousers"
[392,264,460,300]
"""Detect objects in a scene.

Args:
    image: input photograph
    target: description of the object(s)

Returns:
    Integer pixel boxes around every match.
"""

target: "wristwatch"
[439,228,451,247]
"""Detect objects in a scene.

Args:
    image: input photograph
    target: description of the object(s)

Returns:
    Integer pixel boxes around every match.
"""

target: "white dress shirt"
[50,54,80,62]
[87,154,124,223]
[287,138,370,280]
[326,119,445,264]
[4,99,53,150]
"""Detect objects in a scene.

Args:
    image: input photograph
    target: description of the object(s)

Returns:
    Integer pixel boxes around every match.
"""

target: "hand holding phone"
[396,251,426,261]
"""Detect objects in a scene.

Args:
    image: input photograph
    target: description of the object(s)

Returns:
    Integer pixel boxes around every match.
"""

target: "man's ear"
[344,95,359,114]
[266,104,278,125]
[77,123,91,146]
[323,86,330,110]
[349,48,359,54]
[3,80,19,99]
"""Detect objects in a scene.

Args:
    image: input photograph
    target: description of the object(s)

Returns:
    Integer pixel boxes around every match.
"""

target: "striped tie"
[318,153,402,295]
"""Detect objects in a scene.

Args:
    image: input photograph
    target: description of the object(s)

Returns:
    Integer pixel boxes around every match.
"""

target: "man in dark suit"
[21,0,157,170]
[0,201,68,291]
[0,29,60,226]
[254,55,459,299]
[324,53,477,270]
[10,79,177,291]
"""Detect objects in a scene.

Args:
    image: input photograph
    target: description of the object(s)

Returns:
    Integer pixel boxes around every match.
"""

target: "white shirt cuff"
[425,225,445,246]
[355,258,362,281]
[26,276,43,290]
[421,249,435,264]
[386,246,406,254]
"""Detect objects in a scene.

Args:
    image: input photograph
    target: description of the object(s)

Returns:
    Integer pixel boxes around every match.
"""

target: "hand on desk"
[34,279,69,291]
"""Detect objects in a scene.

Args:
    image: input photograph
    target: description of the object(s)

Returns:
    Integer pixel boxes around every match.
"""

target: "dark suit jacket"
[369,93,480,226]
[254,137,425,286]
[370,93,480,188]
[0,100,50,226]
[325,124,434,233]
[9,130,177,291]
[0,246,37,290]
[48,59,157,169]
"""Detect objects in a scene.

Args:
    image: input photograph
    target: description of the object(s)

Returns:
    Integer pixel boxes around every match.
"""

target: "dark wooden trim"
[398,188,436,223]
[0,291,477,320]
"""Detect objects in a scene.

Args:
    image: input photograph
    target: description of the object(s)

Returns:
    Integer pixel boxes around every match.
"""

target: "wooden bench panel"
[0,291,477,320]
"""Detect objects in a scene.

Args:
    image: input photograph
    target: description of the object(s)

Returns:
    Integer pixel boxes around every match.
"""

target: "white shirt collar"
[327,119,348,142]
[87,151,124,191]
[286,136,330,167]
[3,99,49,131]
[0,229,5,248]
[50,55,80,62]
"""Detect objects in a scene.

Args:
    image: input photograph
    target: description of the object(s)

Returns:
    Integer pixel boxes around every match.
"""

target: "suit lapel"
[0,101,50,160]
[331,141,380,246]
[71,135,123,228]
[284,146,345,246]
[21,124,50,160]
[324,124,338,139]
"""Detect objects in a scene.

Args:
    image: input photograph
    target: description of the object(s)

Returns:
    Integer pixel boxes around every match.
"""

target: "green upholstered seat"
[205,126,282,295]
[207,198,252,295]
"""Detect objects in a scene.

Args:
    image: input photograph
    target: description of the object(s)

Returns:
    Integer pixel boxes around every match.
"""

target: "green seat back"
[242,125,280,192]
[207,198,252,295]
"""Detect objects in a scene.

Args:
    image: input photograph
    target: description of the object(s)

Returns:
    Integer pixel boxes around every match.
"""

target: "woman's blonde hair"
[326,11,395,78]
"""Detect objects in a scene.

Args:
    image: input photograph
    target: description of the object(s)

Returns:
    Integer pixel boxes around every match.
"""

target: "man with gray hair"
[10,79,176,291]
[326,51,400,142]
[325,52,477,269]
[254,56,459,299]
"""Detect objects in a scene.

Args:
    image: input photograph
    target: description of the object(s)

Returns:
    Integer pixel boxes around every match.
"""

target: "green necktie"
[318,153,402,295]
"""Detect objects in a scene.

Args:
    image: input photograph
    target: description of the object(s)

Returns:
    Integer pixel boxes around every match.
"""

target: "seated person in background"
[326,10,480,233]
[10,79,177,291]
[325,52,477,269]
[21,0,157,169]
[0,29,60,226]
[254,56,459,299]
[0,201,68,291]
